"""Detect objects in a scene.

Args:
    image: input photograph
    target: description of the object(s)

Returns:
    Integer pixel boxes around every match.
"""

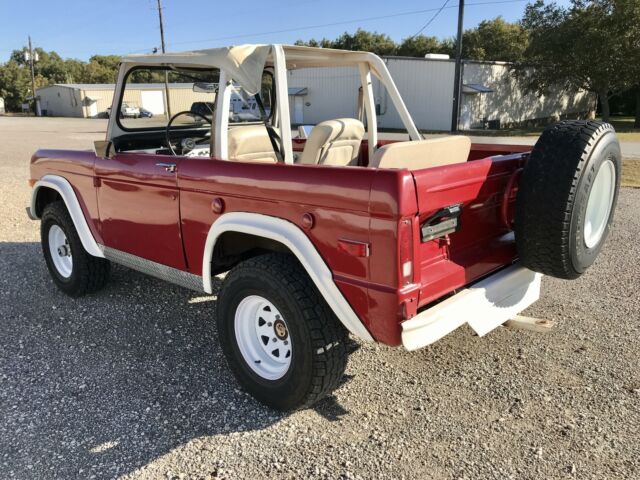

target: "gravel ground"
[1,117,638,480]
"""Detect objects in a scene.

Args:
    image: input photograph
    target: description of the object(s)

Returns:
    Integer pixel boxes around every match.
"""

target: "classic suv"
[28,44,621,411]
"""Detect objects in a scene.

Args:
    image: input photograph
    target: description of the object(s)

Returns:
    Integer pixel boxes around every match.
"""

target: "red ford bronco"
[28,45,621,410]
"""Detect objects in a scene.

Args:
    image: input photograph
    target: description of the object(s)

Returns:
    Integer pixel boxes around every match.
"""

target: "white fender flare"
[202,212,374,342]
[31,175,105,258]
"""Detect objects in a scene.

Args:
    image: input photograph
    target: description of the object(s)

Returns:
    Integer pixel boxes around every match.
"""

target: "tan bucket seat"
[227,125,278,163]
[298,118,365,166]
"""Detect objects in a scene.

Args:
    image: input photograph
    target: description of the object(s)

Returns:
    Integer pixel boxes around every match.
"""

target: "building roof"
[288,87,308,96]
[36,83,197,92]
[462,83,494,94]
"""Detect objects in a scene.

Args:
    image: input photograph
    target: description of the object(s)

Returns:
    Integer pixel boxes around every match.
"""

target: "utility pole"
[450,0,464,132]
[27,36,41,116]
[156,0,172,118]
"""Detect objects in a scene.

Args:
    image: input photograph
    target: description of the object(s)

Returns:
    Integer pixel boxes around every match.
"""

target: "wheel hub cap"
[48,225,73,278]
[273,319,288,340]
[584,158,616,249]
[234,295,292,380]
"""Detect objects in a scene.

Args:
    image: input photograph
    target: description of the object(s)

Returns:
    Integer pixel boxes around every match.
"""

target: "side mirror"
[94,140,115,159]
[297,125,314,139]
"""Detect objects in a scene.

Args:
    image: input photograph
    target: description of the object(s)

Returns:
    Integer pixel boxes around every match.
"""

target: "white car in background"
[106,103,140,119]
[120,103,140,118]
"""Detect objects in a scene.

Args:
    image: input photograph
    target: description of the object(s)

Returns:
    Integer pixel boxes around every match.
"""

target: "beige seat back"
[298,118,365,166]
[370,136,471,170]
[227,125,278,163]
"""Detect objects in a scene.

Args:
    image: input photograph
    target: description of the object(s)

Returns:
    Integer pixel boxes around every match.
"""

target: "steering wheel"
[165,110,212,156]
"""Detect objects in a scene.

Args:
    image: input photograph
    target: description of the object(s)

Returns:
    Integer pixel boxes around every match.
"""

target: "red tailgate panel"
[411,153,528,307]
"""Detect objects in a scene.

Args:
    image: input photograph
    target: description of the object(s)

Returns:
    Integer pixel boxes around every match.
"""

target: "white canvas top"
[121,44,380,95]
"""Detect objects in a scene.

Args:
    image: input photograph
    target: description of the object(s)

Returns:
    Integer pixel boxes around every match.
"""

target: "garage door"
[140,90,165,115]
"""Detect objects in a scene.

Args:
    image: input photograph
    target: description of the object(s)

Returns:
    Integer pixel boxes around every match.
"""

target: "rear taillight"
[398,218,414,286]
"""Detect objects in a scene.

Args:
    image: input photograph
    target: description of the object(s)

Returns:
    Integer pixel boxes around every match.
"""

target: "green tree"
[332,29,397,56]
[614,0,640,127]
[396,35,453,57]
[463,16,528,62]
[9,47,70,83]
[82,55,120,83]
[294,38,333,49]
[516,0,639,122]
[297,29,398,56]
[63,59,86,84]
[0,60,31,111]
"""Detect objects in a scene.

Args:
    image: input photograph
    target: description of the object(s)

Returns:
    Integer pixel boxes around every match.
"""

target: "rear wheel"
[515,121,621,279]
[41,201,111,297]
[216,253,349,411]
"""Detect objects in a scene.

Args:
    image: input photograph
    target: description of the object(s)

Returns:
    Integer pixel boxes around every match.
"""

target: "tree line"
[1,0,638,125]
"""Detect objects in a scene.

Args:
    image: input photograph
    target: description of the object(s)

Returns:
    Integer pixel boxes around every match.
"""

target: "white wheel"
[234,295,292,380]
[48,224,73,278]
[584,158,616,249]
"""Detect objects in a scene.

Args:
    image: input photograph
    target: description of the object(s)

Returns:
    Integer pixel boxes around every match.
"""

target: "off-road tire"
[216,253,349,411]
[41,201,111,297]
[515,121,621,279]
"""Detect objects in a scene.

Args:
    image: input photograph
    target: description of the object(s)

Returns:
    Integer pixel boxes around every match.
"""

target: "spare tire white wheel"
[515,121,621,279]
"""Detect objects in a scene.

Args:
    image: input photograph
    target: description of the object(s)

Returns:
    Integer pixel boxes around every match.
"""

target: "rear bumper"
[401,264,542,351]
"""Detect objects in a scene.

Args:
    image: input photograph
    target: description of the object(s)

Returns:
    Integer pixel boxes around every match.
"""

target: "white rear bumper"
[401,265,542,351]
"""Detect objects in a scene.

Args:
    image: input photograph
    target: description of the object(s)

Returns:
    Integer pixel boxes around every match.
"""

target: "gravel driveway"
[1,117,638,479]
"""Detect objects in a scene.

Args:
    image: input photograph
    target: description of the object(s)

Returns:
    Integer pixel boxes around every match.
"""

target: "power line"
[408,0,451,40]
[1,0,528,59]
[127,0,527,53]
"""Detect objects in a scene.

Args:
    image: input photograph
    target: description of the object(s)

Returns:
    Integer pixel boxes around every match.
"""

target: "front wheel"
[216,253,349,411]
[41,201,111,297]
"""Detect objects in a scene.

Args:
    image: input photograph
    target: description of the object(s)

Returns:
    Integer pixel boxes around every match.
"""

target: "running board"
[101,245,204,292]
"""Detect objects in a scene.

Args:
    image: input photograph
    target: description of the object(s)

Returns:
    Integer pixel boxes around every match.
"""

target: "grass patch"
[455,116,640,141]
[607,117,640,141]
[622,159,640,188]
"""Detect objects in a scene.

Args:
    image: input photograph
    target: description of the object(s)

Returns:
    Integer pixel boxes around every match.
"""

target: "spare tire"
[515,120,621,279]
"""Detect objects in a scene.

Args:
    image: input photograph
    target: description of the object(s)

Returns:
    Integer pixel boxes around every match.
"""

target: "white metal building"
[35,56,595,130]
[35,83,212,118]
[287,56,595,131]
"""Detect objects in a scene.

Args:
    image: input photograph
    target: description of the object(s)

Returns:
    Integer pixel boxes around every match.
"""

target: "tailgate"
[411,153,527,307]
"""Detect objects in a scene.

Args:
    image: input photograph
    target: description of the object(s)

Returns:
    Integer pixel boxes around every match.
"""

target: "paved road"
[1,117,639,480]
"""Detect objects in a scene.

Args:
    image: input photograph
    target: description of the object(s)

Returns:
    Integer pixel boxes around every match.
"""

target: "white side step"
[401,265,542,351]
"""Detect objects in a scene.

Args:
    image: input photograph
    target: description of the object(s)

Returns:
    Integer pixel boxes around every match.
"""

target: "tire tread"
[515,120,616,279]
[217,253,349,410]
[41,201,110,297]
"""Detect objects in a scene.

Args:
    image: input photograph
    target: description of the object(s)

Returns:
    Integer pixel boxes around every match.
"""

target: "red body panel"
[30,143,530,346]
[31,149,103,243]
[410,153,527,308]
[95,153,186,269]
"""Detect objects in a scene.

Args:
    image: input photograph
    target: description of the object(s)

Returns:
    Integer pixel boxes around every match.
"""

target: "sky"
[0,0,572,62]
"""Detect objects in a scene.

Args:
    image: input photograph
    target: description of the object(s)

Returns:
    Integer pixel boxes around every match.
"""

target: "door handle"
[156,162,176,173]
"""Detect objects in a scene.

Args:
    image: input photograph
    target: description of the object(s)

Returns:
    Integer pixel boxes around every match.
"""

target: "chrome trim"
[101,246,204,292]
[155,162,176,173]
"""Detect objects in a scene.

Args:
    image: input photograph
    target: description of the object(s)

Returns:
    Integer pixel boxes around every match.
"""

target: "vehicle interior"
[107,45,517,170]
